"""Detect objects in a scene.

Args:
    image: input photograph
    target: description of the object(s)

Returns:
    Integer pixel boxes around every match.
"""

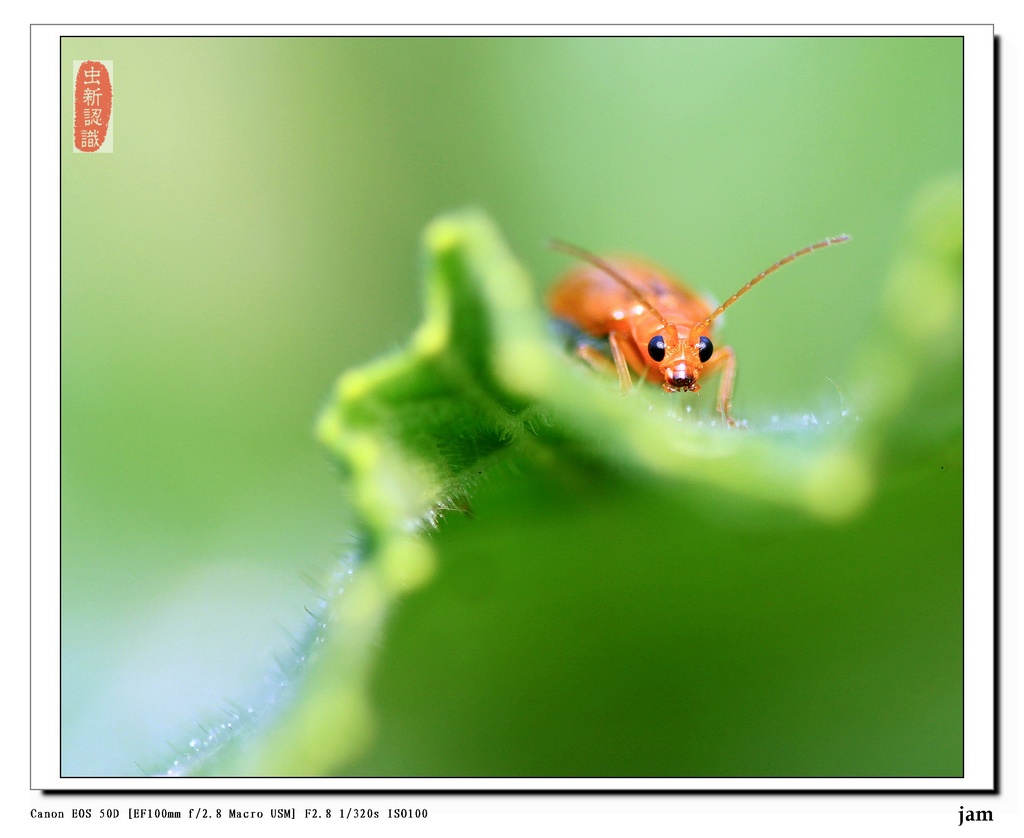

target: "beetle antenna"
[549,239,671,330]
[689,234,850,342]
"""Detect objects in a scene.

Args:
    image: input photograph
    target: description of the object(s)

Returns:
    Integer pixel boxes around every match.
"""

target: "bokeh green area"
[60,37,963,777]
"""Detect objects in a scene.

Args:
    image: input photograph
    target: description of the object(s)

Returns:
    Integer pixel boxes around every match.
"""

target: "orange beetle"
[548,236,849,424]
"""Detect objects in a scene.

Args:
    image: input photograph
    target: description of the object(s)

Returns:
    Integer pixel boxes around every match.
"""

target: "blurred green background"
[61,37,963,777]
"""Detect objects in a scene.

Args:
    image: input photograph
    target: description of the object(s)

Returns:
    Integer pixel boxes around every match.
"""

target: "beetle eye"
[698,336,713,363]
[647,335,666,362]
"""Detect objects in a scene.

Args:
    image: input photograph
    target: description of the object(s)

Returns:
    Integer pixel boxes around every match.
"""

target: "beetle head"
[646,327,714,393]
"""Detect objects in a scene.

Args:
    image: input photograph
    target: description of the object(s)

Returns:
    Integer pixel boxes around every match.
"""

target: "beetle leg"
[574,343,614,373]
[702,345,737,425]
[574,338,633,394]
[608,332,634,393]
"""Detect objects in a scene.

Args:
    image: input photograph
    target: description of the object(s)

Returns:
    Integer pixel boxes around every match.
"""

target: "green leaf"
[183,183,962,776]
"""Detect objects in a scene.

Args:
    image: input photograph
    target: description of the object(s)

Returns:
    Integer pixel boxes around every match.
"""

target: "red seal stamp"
[73,60,113,153]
